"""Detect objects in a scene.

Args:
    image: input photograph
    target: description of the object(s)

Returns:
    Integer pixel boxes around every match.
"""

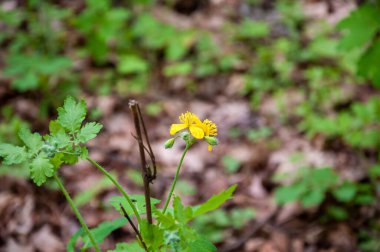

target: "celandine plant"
[0,97,236,252]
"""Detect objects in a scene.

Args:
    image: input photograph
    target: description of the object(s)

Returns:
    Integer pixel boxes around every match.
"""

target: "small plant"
[0,97,236,251]
[274,166,377,220]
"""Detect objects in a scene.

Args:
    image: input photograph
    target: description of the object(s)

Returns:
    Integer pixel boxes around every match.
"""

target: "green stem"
[53,174,101,252]
[86,157,142,224]
[162,144,190,214]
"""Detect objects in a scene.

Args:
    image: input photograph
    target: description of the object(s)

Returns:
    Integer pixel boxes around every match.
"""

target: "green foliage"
[274,166,377,220]
[337,2,380,87]
[192,184,237,218]
[0,97,103,186]
[300,98,380,149]
[108,242,145,252]
[82,218,128,250]
[109,195,161,216]
[222,156,241,174]
[274,167,339,207]
[193,208,255,243]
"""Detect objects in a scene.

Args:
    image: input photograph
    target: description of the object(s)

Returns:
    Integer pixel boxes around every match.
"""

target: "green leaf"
[192,184,237,218]
[173,196,193,224]
[82,218,127,249]
[140,220,164,251]
[164,62,192,77]
[236,19,270,39]
[230,208,256,229]
[47,130,71,149]
[327,206,348,221]
[18,127,43,153]
[108,242,145,252]
[117,55,148,74]
[109,195,161,216]
[332,182,357,203]
[77,122,103,143]
[222,156,241,174]
[188,236,217,252]
[301,189,325,207]
[369,165,380,178]
[30,154,54,186]
[358,38,380,88]
[0,144,28,165]
[57,96,87,133]
[153,209,176,228]
[67,228,84,252]
[337,4,380,50]
[274,182,307,205]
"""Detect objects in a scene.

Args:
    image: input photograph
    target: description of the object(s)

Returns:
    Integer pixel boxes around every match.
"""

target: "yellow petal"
[192,114,203,126]
[189,125,204,139]
[170,124,187,135]
[208,145,213,151]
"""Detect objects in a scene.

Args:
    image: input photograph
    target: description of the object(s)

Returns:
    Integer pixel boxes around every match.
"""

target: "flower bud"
[164,138,176,149]
[204,136,218,146]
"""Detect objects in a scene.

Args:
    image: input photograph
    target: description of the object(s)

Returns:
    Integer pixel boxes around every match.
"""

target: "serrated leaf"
[49,120,64,135]
[192,184,237,218]
[0,144,28,165]
[337,4,380,50]
[30,154,54,186]
[48,130,71,149]
[109,195,161,216]
[173,196,193,224]
[82,218,127,249]
[57,96,87,133]
[77,122,103,143]
[188,236,217,252]
[153,209,176,228]
[18,127,44,154]
[140,220,164,251]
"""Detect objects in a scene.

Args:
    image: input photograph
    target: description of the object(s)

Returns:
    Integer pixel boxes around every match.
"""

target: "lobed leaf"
[77,122,103,143]
[18,127,44,154]
[30,154,54,186]
[0,143,28,165]
[57,96,87,133]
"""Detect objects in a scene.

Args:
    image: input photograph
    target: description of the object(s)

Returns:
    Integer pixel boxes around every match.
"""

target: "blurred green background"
[1,0,380,251]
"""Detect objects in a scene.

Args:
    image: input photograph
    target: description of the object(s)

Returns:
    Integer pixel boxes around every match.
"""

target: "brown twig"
[119,204,149,252]
[129,100,155,224]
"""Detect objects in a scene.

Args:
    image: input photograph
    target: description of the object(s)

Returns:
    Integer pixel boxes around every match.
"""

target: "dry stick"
[136,104,156,181]
[129,100,154,224]
[119,204,149,252]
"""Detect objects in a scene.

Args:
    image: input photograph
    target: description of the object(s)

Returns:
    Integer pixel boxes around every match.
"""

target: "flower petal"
[170,124,188,135]
[192,114,203,126]
[208,145,213,152]
[189,125,204,139]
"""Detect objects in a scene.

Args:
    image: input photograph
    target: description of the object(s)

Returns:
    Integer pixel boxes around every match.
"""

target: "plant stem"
[86,157,142,223]
[53,174,101,252]
[119,204,149,252]
[162,144,190,214]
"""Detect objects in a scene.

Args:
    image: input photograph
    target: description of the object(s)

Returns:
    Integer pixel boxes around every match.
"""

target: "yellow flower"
[201,119,218,151]
[170,112,204,139]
